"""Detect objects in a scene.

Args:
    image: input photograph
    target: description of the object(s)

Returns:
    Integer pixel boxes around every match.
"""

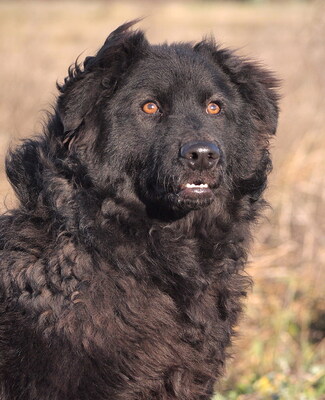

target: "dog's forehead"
[127,44,229,95]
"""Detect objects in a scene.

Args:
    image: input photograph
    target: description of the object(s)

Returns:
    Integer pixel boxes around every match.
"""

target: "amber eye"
[142,102,159,114]
[206,102,221,115]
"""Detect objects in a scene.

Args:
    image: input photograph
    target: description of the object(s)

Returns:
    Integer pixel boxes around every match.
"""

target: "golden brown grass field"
[0,1,324,399]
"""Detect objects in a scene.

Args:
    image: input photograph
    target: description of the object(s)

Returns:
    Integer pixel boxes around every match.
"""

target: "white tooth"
[185,183,208,188]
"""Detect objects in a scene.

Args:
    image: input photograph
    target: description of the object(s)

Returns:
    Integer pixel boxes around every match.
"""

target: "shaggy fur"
[0,21,279,400]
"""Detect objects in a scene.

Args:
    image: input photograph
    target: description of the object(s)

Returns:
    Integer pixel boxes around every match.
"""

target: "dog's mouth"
[170,178,218,210]
[178,180,213,199]
[146,174,222,213]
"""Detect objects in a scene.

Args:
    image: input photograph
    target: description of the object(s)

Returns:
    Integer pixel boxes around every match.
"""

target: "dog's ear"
[194,41,280,135]
[57,20,148,139]
[56,69,99,137]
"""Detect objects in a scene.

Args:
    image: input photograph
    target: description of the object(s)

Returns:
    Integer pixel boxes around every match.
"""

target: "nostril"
[179,141,220,171]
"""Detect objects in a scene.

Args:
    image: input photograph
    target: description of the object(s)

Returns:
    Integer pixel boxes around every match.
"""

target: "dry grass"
[0,1,324,398]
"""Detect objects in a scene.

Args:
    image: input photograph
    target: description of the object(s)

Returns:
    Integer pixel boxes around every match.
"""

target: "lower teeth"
[185,184,208,188]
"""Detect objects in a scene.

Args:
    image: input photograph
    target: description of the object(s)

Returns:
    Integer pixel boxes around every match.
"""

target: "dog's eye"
[142,102,159,115]
[206,102,221,115]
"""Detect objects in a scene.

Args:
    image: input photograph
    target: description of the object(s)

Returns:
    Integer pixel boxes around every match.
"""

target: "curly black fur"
[0,21,279,400]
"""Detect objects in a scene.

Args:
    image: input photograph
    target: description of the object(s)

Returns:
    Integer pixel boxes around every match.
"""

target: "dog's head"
[54,21,279,218]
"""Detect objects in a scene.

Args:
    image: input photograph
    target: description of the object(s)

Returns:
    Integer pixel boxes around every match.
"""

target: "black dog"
[0,21,279,400]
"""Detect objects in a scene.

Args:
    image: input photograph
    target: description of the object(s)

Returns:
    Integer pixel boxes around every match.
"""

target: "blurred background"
[0,0,324,399]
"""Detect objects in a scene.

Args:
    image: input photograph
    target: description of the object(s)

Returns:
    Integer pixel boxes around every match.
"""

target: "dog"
[0,21,279,400]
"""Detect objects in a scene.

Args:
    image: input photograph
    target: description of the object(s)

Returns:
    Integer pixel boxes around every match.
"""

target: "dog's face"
[107,49,235,212]
[57,22,279,217]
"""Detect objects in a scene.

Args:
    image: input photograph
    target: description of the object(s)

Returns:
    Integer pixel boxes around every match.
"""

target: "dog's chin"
[174,186,215,210]
[142,179,220,218]
[159,185,216,212]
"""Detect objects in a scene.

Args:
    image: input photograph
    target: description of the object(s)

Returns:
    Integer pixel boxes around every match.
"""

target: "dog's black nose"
[179,141,220,171]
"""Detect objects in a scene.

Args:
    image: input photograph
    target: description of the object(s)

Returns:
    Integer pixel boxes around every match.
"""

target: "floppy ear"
[56,20,148,140]
[194,41,280,135]
[56,70,99,136]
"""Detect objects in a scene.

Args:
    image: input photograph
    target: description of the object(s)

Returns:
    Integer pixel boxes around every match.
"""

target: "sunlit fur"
[0,21,279,400]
